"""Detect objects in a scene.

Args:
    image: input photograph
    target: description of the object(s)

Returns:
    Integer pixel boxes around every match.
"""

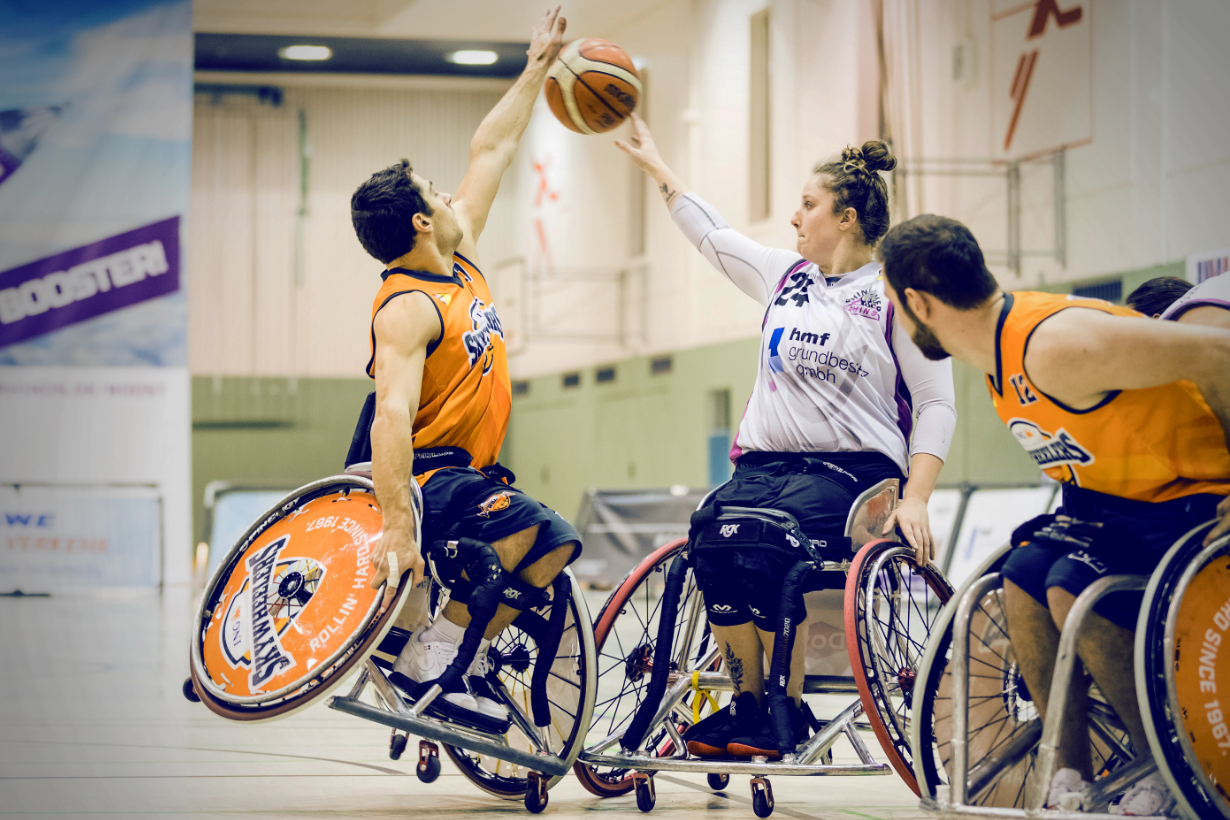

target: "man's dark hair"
[351,159,432,264]
[878,214,999,309]
[1125,276,1193,317]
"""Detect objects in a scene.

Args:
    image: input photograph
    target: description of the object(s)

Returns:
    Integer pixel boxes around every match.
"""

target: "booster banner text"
[0,216,180,348]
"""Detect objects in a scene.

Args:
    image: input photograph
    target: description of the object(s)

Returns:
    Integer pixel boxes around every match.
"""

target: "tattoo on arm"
[659,182,680,206]
[723,642,745,694]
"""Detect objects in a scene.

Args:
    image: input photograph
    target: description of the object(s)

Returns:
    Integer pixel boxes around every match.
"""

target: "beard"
[900,301,950,361]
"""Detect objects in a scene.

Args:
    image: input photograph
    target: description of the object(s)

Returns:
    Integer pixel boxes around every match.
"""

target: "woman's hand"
[614,114,665,176]
[883,496,935,566]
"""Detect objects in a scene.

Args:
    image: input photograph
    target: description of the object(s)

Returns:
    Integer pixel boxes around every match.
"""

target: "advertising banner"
[0,0,193,588]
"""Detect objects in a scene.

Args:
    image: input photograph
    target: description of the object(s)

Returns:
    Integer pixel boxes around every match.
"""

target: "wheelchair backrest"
[844,478,900,548]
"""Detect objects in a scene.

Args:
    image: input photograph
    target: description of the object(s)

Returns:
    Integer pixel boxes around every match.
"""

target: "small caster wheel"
[525,771,549,814]
[389,731,407,760]
[751,777,774,818]
[634,772,656,812]
[416,740,441,783]
[182,678,200,703]
[706,772,729,791]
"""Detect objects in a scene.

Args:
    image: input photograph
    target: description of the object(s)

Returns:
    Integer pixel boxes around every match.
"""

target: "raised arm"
[368,292,442,610]
[616,113,798,306]
[453,6,566,255]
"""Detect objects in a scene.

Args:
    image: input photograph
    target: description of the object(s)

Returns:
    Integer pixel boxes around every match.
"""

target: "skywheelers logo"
[245,535,297,691]
[462,298,504,374]
[1008,419,1095,469]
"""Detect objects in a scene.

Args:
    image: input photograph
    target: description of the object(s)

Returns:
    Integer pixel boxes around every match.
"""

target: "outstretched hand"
[613,113,664,174]
[528,5,567,66]
[882,496,935,566]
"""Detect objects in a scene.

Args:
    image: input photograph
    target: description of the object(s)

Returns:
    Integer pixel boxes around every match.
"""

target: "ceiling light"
[279,45,332,61]
[447,50,498,66]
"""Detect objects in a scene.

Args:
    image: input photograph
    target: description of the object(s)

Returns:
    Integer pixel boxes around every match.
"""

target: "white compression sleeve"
[892,318,958,463]
[670,193,802,306]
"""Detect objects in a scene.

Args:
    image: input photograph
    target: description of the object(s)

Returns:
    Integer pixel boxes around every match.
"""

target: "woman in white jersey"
[616,114,957,758]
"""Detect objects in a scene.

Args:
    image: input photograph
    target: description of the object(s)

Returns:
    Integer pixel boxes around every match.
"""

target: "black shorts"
[694,451,904,630]
[419,467,581,571]
[1000,486,1222,629]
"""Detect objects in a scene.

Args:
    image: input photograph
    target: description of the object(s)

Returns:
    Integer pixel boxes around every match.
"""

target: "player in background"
[1124,276,1192,318]
[349,7,579,731]
[615,114,956,759]
[878,214,1230,815]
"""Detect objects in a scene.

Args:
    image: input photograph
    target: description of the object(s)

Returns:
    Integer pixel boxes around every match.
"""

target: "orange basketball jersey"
[988,291,1230,503]
[367,253,510,475]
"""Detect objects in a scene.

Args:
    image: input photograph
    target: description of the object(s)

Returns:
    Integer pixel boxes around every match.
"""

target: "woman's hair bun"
[859,140,897,173]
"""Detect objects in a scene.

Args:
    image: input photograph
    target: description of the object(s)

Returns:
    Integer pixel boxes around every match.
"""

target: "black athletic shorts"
[1000,485,1222,629]
[419,467,581,571]
[694,451,904,630]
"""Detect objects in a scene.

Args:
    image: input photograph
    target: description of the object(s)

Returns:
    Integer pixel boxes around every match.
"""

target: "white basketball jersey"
[1160,274,1230,321]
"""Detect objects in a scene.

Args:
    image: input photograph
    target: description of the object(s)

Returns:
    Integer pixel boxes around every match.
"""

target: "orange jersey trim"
[367,254,511,474]
[988,292,1230,502]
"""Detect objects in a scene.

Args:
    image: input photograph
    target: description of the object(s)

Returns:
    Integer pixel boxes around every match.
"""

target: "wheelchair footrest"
[327,695,569,777]
[576,750,890,777]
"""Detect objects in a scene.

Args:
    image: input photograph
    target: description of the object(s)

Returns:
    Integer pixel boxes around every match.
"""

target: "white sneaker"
[392,631,479,714]
[1115,773,1176,817]
[467,644,510,723]
[1047,767,1090,810]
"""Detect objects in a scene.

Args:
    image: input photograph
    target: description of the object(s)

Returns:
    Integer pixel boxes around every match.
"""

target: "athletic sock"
[421,616,466,645]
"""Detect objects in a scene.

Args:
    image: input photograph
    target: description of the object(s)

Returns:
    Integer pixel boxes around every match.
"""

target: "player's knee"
[491,524,541,569]
[518,540,575,588]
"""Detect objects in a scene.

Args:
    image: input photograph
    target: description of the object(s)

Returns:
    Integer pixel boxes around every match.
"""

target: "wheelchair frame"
[575,478,955,816]
[910,522,1230,820]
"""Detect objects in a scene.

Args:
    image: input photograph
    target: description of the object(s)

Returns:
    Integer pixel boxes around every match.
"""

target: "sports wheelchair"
[910,518,1230,819]
[185,466,597,814]
[572,478,955,817]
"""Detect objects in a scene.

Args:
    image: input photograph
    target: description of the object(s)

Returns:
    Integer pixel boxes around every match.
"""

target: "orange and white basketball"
[545,39,641,135]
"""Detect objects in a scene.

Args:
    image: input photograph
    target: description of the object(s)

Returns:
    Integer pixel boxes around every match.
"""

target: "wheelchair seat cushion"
[420,467,581,570]
[1001,488,1223,629]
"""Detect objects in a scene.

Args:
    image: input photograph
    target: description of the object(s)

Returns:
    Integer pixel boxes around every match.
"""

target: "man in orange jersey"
[348,7,579,732]
[878,215,1230,816]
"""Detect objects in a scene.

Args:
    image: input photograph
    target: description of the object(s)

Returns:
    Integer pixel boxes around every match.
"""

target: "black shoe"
[727,699,810,760]
[684,691,760,758]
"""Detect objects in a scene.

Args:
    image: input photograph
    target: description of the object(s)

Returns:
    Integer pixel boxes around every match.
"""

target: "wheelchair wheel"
[846,539,954,796]
[1138,521,1230,820]
[573,539,721,797]
[435,570,598,799]
[912,546,1132,809]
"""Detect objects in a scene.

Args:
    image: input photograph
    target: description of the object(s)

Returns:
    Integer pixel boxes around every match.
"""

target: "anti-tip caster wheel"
[416,740,441,783]
[706,772,729,791]
[634,772,656,812]
[751,777,774,818]
[182,678,200,703]
[389,731,407,761]
[525,771,549,814]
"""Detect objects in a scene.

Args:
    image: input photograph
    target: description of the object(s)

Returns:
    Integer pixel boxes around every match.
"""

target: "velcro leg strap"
[428,537,504,693]
[622,554,688,752]
[768,560,812,755]
[502,575,551,611]
[530,574,570,727]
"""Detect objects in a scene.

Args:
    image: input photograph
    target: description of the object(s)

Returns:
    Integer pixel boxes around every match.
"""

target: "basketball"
[544,38,641,135]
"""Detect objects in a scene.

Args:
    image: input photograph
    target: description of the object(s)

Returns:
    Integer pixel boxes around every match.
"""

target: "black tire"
[416,753,441,783]
[182,678,200,703]
[389,733,407,761]
[752,789,774,818]
[706,772,729,791]
[524,781,547,814]
[635,778,656,813]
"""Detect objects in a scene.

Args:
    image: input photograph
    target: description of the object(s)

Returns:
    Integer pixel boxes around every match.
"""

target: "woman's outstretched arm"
[616,114,799,306]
